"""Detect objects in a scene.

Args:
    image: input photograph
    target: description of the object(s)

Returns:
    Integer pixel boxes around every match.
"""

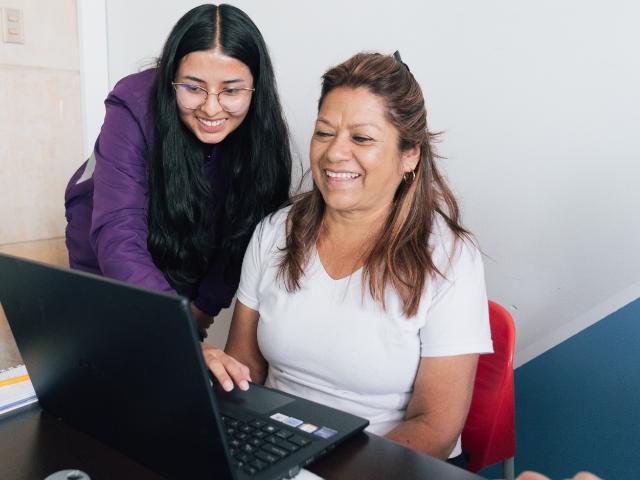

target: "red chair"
[462,300,516,479]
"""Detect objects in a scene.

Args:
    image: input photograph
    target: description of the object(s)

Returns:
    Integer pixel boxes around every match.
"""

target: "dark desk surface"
[0,405,483,480]
[0,314,483,480]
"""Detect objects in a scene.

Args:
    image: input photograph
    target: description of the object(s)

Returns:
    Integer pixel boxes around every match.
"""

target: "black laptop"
[0,253,368,479]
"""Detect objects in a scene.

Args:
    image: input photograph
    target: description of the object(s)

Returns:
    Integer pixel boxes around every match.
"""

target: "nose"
[199,92,224,116]
[325,134,351,163]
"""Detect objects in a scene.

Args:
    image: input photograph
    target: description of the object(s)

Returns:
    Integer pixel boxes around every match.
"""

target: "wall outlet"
[2,7,24,44]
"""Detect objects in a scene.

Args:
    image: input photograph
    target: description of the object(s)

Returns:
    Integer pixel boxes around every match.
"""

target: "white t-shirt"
[237,207,493,458]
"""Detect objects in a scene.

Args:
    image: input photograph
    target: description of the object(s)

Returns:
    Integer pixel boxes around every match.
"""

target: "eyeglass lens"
[174,84,252,113]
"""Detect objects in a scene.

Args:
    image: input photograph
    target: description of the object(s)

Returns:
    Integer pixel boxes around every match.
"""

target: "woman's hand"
[201,343,252,392]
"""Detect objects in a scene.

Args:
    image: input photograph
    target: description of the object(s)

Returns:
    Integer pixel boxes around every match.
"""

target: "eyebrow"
[180,75,247,85]
[222,78,246,85]
[316,118,382,131]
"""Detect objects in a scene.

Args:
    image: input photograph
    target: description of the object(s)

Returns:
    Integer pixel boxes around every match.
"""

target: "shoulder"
[428,213,482,280]
[246,205,292,255]
[242,205,291,273]
[107,69,156,118]
[99,69,156,148]
[110,69,156,101]
[253,205,291,245]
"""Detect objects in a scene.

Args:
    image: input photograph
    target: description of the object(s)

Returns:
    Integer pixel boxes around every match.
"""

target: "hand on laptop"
[201,343,252,392]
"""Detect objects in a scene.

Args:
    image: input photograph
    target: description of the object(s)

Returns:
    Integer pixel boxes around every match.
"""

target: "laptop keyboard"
[222,414,312,476]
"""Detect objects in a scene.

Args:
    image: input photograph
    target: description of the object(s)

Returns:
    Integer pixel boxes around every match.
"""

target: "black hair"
[147,4,292,296]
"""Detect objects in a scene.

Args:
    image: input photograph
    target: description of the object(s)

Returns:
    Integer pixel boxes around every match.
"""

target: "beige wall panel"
[0,236,68,266]
[0,0,79,367]
[0,0,79,71]
[0,66,83,244]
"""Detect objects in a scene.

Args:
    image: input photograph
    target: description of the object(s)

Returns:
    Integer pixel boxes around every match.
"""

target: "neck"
[321,204,391,240]
[316,205,391,280]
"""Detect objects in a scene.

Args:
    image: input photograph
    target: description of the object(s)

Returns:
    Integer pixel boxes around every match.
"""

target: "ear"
[401,144,420,173]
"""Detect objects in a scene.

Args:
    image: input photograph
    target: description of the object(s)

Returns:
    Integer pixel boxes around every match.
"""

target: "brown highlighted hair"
[279,52,468,317]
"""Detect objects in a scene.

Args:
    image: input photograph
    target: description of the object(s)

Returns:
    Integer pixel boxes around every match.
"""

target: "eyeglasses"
[172,82,255,113]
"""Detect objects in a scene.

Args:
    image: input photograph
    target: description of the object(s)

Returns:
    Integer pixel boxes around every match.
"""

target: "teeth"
[199,118,225,127]
[326,170,361,179]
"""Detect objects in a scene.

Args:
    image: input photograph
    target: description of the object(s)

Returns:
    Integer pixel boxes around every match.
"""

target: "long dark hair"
[148,4,291,294]
[279,52,468,317]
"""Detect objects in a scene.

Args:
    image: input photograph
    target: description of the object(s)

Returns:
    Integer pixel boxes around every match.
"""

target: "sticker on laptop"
[283,416,303,427]
[270,413,289,423]
[313,426,338,439]
[298,423,319,434]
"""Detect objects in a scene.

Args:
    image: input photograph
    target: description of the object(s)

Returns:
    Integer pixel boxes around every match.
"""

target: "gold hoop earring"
[403,170,416,184]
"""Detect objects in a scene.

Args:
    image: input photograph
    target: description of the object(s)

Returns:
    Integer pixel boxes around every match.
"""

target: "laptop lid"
[0,253,236,478]
[0,253,368,480]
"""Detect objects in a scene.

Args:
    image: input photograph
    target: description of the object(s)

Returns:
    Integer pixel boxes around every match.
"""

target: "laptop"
[0,253,369,479]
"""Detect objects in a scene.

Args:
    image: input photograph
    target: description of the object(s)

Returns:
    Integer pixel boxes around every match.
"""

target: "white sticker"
[299,423,319,433]
[270,412,289,423]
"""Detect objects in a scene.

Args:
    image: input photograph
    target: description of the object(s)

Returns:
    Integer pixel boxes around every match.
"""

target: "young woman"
[203,52,493,465]
[65,4,291,337]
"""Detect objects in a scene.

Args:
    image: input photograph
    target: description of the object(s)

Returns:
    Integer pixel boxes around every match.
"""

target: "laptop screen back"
[0,254,234,479]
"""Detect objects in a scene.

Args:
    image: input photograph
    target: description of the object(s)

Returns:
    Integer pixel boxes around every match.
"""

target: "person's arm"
[89,80,175,293]
[201,300,267,390]
[385,354,478,459]
[225,301,268,383]
[201,214,272,389]
[387,226,492,458]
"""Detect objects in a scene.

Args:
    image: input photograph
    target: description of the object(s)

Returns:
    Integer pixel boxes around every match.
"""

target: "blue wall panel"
[480,297,640,479]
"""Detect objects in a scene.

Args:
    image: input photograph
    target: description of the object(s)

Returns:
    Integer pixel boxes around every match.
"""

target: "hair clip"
[392,50,411,73]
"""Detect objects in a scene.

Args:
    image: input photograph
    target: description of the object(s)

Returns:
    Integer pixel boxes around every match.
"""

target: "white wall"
[77,0,109,158]
[89,0,640,364]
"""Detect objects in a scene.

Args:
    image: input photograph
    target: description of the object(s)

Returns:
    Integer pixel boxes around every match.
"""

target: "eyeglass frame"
[171,82,256,113]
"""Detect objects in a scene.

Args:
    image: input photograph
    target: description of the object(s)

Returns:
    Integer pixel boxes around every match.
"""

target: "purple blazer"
[64,69,236,317]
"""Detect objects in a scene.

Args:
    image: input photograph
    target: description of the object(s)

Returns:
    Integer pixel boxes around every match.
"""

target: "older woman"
[203,52,493,465]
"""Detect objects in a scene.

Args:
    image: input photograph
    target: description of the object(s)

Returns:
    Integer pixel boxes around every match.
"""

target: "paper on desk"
[0,364,37,415]
[292,468,323,479]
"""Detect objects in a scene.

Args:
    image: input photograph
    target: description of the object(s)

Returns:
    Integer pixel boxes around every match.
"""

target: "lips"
[196,116,226,133]
[325,169,361,179]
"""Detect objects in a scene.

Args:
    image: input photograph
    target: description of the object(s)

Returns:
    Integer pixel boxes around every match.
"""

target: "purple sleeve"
[89,93,175,294]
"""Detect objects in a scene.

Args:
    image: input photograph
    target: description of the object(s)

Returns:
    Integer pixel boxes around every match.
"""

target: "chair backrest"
[461,300,516,472]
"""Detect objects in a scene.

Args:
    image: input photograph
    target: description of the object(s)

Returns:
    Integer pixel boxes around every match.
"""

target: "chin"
[323,197,359,213]
[195,130,228,145]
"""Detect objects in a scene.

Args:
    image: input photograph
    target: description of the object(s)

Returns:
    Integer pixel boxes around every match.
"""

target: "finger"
[201,347,235,391]
[574,473,601,480]
[201,343,217,354]
[219,356,252,391]
[207,358,235,392]
[201,347,251,391]
[516,472,550,480]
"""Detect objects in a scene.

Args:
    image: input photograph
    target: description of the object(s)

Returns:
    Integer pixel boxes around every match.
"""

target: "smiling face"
[174,48,254,144]
[310,87,419,218]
